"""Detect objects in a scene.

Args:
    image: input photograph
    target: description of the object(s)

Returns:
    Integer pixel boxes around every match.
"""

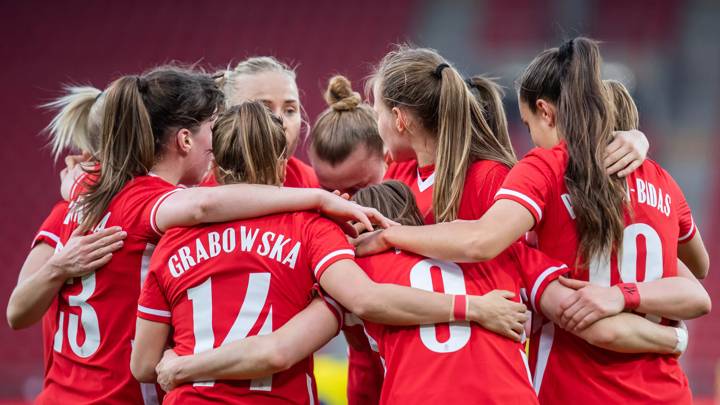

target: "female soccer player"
[355,37,710,404]
[308,75,386,195]
[35,66,390,405]
[130,101,527,404]
[217,56,318,187]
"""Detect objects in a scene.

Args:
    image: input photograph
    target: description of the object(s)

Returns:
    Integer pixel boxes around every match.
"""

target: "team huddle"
[7,37,712,404]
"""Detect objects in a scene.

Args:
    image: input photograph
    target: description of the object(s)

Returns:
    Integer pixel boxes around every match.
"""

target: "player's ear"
[174,128,193,155]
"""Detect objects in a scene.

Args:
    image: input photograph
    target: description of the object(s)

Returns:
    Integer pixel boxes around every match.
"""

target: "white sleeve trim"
[678,217,695,242]
[32,231,60,248]
[314,249,355,277]
[495,188,543,221]
[138,305,171,318]
[149,188,182,236]
[530,264,568,312]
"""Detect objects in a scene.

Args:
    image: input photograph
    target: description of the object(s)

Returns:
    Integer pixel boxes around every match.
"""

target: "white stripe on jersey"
[149,188,182,236]
[32,230,60,248]
[533,322,555,394]
[416,169,435,192]
[678,217,695,242]
[496,188,543,221]
[314,249,355,277]
[530,265,568,312]
[137,305,171,318]
[306,373,315,405]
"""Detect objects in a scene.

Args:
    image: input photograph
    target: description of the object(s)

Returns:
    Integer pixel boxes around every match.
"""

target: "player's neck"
[150,158,182,185]
[410,131,437,167]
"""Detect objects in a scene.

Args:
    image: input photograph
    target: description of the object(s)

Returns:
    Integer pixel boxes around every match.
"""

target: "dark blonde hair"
[216,56,297,108]
[466,76,510,147]
[42,86,105,160]
[519,37,623,265]
[213,101,287,186]
[310,75,383,166]
[79,66,224,230]
[352,180,424,227]
[371,45,516,222]
[604,80,639,131]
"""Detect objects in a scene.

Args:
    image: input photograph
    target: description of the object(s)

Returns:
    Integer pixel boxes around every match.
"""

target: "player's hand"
[469,290,528,342]
[351,229,392,257]
[557,277,625,332]
[156,349,184,392]
[318,191,398,233]
[605,129,648,177]
[332,190,351,200]
[48,226,126,280]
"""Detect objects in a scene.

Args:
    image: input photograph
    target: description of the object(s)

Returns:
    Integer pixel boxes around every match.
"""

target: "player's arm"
[541,281,681,354]
[354,199,534,262]
[154,298,339,391]
[678,232,709,279]
[556,261,710,331]
[154,186,393,234]
[604,129,649,177]
[6,227,125,329]
[319,259,528,341]
[131,318,170,383]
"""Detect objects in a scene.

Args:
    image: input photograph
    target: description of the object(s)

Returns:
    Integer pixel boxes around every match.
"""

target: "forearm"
[7,263,65,329]
[158,186,324,230]
[636,277,710,320]
[346,282,455,325]
[576,313,677,354]
[382,223,492,263]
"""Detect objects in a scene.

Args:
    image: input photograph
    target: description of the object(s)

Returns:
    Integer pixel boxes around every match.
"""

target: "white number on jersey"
[409,259,470,353]
[187,273,273,389]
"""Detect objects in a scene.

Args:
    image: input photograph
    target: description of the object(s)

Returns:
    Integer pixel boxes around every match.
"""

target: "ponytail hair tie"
[433,63,450,79]
[558,38,575,63]
[464,77,476,89]
[135,76,148,93]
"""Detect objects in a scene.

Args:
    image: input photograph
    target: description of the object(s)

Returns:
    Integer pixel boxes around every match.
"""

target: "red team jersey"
[284,157,320,188]
[31,200,69,379]
[385,160,435,224]
[37,175,180,405]
[137,211,353,404]
[495,142,696,404]
[357,244,567,405]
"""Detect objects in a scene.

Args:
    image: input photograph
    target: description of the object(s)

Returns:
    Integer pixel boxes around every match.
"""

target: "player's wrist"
[616,283,640,311]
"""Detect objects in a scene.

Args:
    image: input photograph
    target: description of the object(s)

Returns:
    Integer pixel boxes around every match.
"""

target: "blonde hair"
[466,76,510,148]
[371,45,516,222]
[42,86,104,160]
[216,56,297,108]
[604,80,639,131]
[310,75,383,165]
[212,101,287,186]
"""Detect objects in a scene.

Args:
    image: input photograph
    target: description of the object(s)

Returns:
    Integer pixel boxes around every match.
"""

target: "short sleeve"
[303,215,355,281]
[123,179,182,238]
[312,284,344,335]
[31,201,68,249]
[664,171,696,243]
[509,242,570,313]
[494,148,557,225]
[137,270,172,324]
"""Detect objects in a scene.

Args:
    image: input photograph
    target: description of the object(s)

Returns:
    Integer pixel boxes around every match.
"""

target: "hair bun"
[324,75,361,112]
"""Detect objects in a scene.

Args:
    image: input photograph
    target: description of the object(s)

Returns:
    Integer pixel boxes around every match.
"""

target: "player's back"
[140,210,353,404]
[498,144,694,404]
[38,175,177,405]
[356,249,540,405]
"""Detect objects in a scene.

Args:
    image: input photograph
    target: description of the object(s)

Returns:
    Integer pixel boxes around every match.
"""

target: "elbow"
[692,291,712,318]
[584,327,618,349]
[6,303,28,331]
[695,255,710,280]
[188,190,214,224]
[130,359,156,383]
[467,233,500,262]
[264,342,294,373]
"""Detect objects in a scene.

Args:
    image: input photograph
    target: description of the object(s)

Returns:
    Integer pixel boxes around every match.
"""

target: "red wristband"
[453,295,467,321]
[617,283,640,311]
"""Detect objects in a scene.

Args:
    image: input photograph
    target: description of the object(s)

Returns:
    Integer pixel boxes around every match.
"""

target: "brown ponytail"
[519,37,625,265]
[309,75,383,166]
[212,101,287,186]
[604,80,639,131]
[352,180,424,227]
[465,76,512,152]
[372,45,516,222]
[79,67,224,230]
[42,86,104,160]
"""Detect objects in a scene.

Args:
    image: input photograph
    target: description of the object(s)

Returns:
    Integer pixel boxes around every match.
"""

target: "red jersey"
[137,211,352,404]
[357,244,567,405]
[37,175,179,405]
[342,315,385,405]
[384,160,435,224]
[31,200,69,379]
[284,156,319,188]
[495,142,695,404]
